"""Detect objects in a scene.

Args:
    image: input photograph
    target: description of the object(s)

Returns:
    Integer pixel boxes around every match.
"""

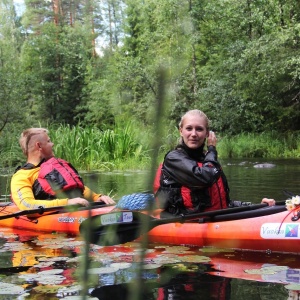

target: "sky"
[13,0,25,16]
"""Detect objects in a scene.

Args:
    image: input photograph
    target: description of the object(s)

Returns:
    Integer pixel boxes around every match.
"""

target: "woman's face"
[179,114,209,149]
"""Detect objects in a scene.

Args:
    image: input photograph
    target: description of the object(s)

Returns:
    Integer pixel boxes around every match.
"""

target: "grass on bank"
[218,131,300,159]
[0,124,299,172]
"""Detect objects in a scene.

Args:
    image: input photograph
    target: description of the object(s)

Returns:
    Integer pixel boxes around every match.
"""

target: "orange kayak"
[1,200,299,255]
[0,202,115,234]
[147,206,300,254]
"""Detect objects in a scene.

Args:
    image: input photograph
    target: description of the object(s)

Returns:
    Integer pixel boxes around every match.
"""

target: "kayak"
[77,193,300,254]
[0,193,153,234]
[146,206,300,254]
[0,202,116,234]
[1,193,300,255]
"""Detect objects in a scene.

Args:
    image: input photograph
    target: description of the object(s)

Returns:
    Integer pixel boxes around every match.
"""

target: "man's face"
[38,133,55,159]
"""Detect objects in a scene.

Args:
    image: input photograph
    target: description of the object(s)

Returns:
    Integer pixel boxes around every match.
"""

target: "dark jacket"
[154,143,230,215]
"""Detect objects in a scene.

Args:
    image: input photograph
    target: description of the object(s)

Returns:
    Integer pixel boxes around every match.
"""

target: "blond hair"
[179,109,210,129]
[19,128,48,156]
[178,110,210,145]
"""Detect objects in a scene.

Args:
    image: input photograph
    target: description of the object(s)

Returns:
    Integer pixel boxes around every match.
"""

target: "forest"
[0,0,300,170]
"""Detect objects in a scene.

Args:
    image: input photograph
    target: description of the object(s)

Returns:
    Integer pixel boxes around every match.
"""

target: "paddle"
[0,202,112,221]
[79,201,287,246]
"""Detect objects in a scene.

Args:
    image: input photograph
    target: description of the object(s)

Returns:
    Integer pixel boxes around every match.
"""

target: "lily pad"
[38,269,64,275]
[36,274,66,285]
[110,262,132,269]
[57,284,81,294]
[32,285,61,294]
[33,261,54,268]
[0,282,24,294]
[162,246,190,253]
[245,265,289,275]
[151,256,181,264]
[200,247,235,253]
[179,255,211,263]
[19,272,66,284]
[284,283,300,291]
[262,266,289,272]
[88,266,119,274]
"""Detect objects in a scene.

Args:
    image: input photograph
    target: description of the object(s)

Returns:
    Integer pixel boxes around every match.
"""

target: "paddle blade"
[79,211,154,246]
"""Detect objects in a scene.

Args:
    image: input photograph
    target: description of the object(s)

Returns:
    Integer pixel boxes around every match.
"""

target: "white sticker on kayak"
[261,223,300,239]
[100,212,133,225]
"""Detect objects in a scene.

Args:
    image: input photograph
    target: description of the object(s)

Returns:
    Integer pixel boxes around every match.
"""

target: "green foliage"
[0,125,24,168]
[50,121,152,171]
[218,131,300,159]
[1,123,299,171]
[20,23,92,125]
[0,0,26,133]
[1,0,300,166]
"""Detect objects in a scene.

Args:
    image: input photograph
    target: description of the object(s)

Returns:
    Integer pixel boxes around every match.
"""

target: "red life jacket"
[27,157,84,199]
[37,157,84,196]
[153,162,229,213]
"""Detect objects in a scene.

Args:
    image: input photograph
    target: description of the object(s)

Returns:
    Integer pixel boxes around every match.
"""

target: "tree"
[0,0,25,132]
[21,23,93,124]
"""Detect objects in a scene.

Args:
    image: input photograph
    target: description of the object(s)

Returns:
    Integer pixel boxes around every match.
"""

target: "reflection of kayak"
[0,202,115,234]
[94,244,300,285]
[146,206,300,254]
[207,253,300,284]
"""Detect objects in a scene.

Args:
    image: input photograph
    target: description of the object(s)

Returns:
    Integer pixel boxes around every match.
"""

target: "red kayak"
[146,206,300,254]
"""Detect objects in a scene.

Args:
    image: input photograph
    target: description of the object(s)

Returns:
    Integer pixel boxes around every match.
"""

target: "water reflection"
[91,272,232,300]
[0,226,299,299]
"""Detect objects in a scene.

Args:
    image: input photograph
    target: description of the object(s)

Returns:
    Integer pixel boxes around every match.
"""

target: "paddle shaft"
[149,202,277,226]
[0,202,113,220]
[133,202,286,229]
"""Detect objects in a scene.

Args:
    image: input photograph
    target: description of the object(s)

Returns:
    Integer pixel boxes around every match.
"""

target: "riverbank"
[0,124,299,171]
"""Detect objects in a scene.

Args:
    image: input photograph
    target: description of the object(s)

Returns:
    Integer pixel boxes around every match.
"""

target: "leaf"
[0,282,24,294]
[284,283,300,291]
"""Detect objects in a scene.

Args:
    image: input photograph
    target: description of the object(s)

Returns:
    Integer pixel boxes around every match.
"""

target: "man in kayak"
[11,128,115,210]
[154,109,275,216]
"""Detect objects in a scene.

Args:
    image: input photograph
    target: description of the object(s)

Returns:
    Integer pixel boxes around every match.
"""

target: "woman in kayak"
[11,128,115,210]
[154,109,275,216]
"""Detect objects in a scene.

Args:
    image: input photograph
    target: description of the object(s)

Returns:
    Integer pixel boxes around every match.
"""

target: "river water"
[81,158,300,203]
[0,158,299,299]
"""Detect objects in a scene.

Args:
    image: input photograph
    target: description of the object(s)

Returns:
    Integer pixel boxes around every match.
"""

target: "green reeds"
[218,131,300,158]
[51,122,152,171]
[0,125,299,171]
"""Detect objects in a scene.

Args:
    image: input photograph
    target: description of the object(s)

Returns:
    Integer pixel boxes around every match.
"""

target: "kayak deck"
[147,207,300,254]
[1,202,299,254]
[0,203,116,235]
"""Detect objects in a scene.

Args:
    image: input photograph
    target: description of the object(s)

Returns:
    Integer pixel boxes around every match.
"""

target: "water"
[0,158,299,299]
[79,158,300,203]
[2,158,299,201]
